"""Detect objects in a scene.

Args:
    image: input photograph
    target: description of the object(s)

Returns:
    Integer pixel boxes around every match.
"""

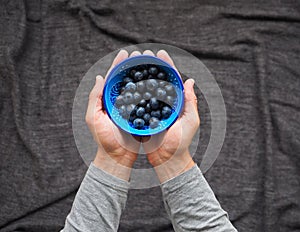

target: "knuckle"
[196,117,200,127]
[85,115,90,124]
[85,115,93,125]
[194,115,200,127]
[194,95,198,102]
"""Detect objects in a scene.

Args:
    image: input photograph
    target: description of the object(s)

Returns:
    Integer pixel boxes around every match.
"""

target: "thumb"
[182,79,199,125]
[183,79,197,113]
[86,75,105,123]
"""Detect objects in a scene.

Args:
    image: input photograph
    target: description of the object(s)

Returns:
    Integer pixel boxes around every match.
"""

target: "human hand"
[141,50,200,183]
[85,50,141,180]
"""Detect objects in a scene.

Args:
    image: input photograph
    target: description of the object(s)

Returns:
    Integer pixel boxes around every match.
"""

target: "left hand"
[85,50,141,180]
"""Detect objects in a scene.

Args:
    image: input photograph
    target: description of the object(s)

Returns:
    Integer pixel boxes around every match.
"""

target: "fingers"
[106,50,129,79]
[111,49,129,68]
[157,50,181,80]
[143,50,155,56]
[130,51,141,57]
[182,79,199,124]
[157,50,176,68]
[184,79,197,110]
[86,75,105,123]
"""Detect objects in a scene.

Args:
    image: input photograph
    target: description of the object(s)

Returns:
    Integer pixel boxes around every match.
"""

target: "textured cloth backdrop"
[0,0,300,231]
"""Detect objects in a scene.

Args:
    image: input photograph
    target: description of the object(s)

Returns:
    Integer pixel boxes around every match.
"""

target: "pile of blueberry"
[113,64,177,129]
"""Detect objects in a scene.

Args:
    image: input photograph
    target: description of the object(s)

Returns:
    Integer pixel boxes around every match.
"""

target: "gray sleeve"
[61,162,129,232]
[161,164,238,232]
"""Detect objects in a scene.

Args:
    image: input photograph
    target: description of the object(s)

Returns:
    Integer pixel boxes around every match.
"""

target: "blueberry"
[165,84,175,95]
[166,96,175,106]
[161,106,172,119]
[123,77,133,85]
[143,92,152,100]
[157,72,166,80]
[147,75,154,79]
[151,110,161,119]
[149,66,158,75]
[123,92,133,104]
[143,113,151,124]
[133,92,142,103]
[141,64,148,70]
[126,104,136,115]
[139,99,147,107]
[134,71,143,82]
[142,69,148,79]
[114,95,123,107]
[118,105,126,113]
[136,81,146,92]
[150,97,159,110]
[118,105,127,118]
[129,114,137,123]
[136,107,146,117]
[133,118,145,129]
[130,69,136,77]
[145,103,151,113]
[125,82,137,92]
[156,88,167,100]
[120,87,126,94]
[131,105,138,115]
[159,80,167,87]
[149,117,160,129]
[146,79,158,91]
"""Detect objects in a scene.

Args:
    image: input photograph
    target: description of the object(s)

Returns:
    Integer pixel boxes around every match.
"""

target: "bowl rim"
[103,54,184,136]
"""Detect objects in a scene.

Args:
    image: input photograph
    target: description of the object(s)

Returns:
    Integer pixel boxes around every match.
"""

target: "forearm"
[161,164,237,232]
[61,162,130,232]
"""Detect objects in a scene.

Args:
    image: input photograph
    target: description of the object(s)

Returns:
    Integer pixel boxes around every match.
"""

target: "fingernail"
[187,79,195,89]
[157,49,167,55]
[96,75,103,81]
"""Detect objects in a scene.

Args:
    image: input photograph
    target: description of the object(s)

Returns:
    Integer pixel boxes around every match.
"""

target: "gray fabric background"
[0,0,300,231]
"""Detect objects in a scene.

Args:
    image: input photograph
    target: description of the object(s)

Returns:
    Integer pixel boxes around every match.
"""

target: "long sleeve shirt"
[61,163,237,232]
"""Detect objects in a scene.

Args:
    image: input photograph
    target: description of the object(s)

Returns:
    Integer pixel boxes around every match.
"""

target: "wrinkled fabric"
[0,0,300,231]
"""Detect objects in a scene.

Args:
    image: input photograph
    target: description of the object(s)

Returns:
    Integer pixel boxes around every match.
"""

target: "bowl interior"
[103,55,184,136]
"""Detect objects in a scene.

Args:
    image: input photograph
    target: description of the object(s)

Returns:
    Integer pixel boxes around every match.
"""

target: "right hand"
[141,50,200,183]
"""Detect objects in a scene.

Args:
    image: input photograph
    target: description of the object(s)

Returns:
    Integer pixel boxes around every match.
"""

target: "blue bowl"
[103,55,184,136]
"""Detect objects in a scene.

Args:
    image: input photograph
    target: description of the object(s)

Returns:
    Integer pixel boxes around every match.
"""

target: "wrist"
[151,149,195,183]
[93,148,135,181]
